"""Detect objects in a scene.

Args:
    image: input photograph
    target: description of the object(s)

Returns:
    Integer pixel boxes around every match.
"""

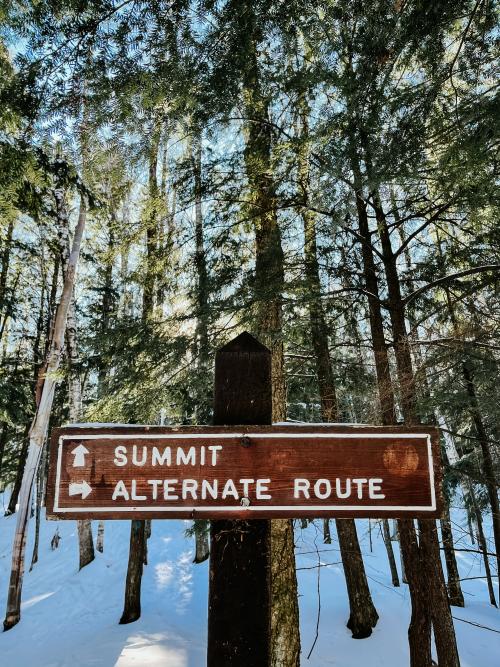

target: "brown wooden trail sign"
[46,423,442,520]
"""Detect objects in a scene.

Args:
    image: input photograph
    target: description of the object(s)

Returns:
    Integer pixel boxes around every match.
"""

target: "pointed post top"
[216,331,270,356]
[209,329,272,665]
[214,331,272,425]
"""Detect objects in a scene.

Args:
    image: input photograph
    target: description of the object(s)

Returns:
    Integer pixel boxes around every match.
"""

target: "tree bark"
[394,218,464,612]
[96,521,105,553]
[382,519,400,587]
[323,519,331,544]
[440,506,464,606]
[0,421,8,481]
[352,160,436,652]
[0,218,14,340]
[120,519,145,624]
[398,519,432,667]
[5,427,29,516]
[77,520,95,570]
[191,129,211,423]
[190,133,211,563]
[28,441,47,571]
[349,138,450,664]
[193,520,209,564]
[396,217,464,610]
[436,221,500,600]
[97,215,115,395]
[142,123,161,321]
[419,519,460,665]
[351,166,396,425]
[270,517,300,667]
[3,195,87,631]
[439,414,496,606]
[92,212,117,556]
[461,359,500,597]
[5,253,59,517]
[336,520,379,638]
[471,501,497,607]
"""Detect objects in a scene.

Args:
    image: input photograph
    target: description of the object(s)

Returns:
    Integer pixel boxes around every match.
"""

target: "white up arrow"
[71,444,89,467]
[69,481,93,500]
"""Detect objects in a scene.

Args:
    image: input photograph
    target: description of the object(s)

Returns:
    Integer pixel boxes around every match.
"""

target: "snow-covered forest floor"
[0,494,498,666]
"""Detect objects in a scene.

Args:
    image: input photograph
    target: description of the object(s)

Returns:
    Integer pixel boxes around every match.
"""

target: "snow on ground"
[0,494,498,666]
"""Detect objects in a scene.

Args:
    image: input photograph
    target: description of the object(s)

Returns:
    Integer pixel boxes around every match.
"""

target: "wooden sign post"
[45,332,443,665]
[208,331,271,666]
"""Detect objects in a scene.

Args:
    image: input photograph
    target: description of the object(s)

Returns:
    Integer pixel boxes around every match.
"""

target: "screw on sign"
[44,332,443,666]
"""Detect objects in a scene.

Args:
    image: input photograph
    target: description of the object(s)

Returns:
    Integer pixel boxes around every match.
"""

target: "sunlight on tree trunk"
[3,196,87,631]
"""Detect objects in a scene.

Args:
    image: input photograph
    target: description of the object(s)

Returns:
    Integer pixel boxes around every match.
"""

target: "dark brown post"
[208,331,271,666]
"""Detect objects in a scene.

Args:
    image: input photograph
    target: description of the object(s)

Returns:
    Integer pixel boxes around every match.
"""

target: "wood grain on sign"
[46,424,442,519]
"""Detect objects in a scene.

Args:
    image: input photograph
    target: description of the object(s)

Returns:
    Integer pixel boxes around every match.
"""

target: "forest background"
[0,1,499,666]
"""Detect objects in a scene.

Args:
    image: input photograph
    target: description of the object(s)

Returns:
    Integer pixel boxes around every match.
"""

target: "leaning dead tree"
[3,196,87,631]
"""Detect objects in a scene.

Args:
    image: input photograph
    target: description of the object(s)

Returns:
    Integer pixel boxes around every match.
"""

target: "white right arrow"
[69,481,92,500]
[71,443,90,467]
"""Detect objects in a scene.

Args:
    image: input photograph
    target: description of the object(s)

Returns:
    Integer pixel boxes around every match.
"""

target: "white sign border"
[53,432,436,514]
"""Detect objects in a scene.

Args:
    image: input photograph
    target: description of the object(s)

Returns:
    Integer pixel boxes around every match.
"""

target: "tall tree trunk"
[270,518,299,667]
[76,520,94,569]
[59,187,95,571]
[382,519,400,587]
[396,215,464,607]
[191,130,211,563]
[351,158,438,662]
[5,426,29,516]
[371,190,460,666]
[440,506,464,607]
[470,495,497,607]
[28,441,47,571]
[349,144,435,666]
[351,163,396,424]
[96,521,105,553]
[436,224,500,601]
[3,195,87,631]
[193,520,209,564]
[298,96,378,638]
[97,217,115,395]
[93,213,117,556]
[0,218,14,340]
[192,129,210,422]
[121,126,160,624]
[0,340,22,478]
[460,359,500,597]
[0,422,8,481]
[398,518,433,667]
[5,252,58,516]
[68,289,95,571]
[141,124,161,321]
[336,521,379,638]
[120,519,146,624]
[142,128,161,560]
[323,519,332,544]
[439,413,497,606]
[242,17,300,665]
